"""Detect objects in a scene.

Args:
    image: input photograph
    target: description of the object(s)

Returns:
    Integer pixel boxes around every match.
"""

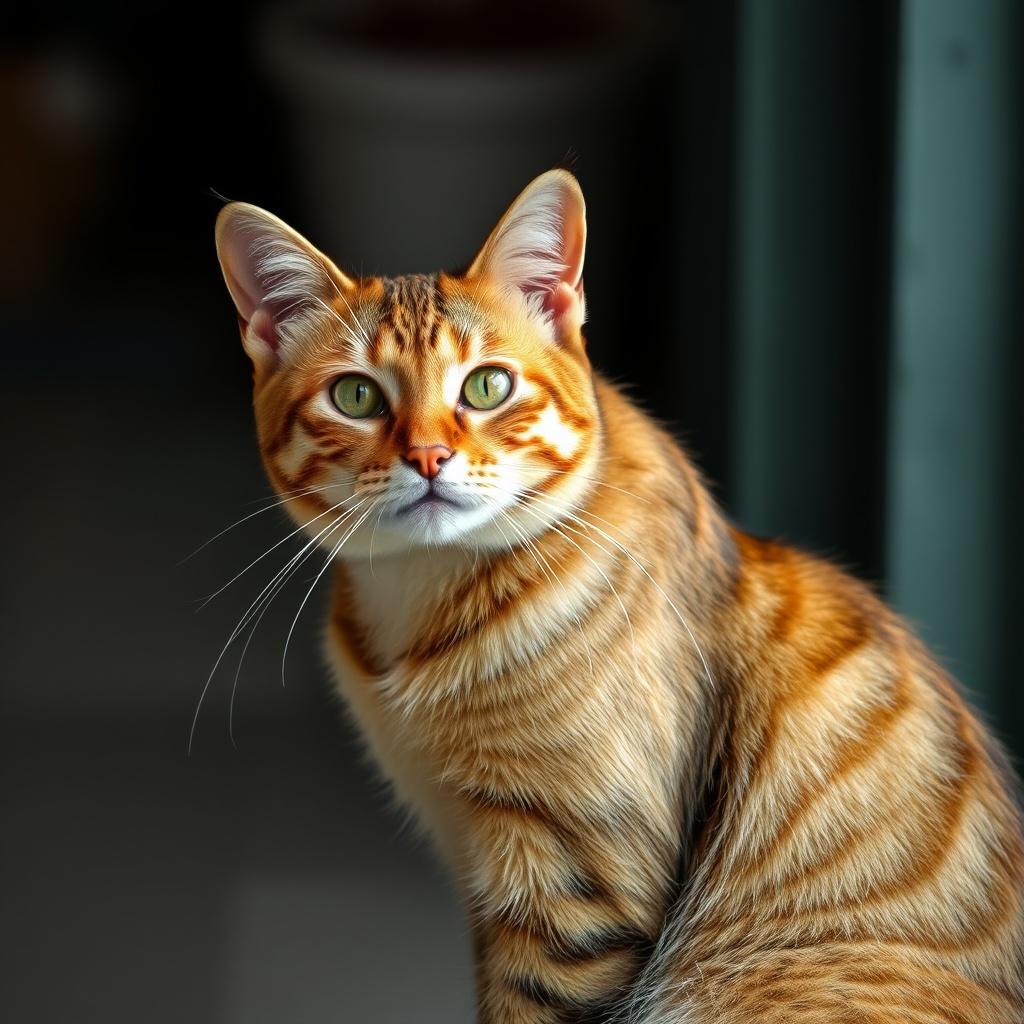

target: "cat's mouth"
[395,488,464,517]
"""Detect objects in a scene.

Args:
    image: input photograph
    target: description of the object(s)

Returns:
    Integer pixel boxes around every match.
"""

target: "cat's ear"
[467,169,587,342]
[214,202,354,370]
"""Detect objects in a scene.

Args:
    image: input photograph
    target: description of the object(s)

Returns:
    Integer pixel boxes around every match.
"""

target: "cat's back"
[657,532,1024,1022]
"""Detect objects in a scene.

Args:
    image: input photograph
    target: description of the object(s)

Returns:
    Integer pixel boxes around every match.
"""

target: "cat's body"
[215,172,1024,1022]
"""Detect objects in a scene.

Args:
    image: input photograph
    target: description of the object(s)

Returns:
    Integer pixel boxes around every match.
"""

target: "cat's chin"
[330,501,507,560]
[392,496,476,544]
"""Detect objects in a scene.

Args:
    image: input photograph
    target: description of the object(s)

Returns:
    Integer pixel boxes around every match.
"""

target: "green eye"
[462,366,513,411]
[330,375,386,419]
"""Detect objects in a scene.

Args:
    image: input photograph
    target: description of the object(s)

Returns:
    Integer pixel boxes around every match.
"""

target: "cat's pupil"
[356,383,367,405]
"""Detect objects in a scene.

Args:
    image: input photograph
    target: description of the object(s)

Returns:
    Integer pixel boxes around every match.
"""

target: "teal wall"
[731,0,1022,747]
[887,0,1022,733]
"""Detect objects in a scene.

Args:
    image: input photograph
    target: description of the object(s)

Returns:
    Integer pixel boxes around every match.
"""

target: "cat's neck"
[340,545,477,667]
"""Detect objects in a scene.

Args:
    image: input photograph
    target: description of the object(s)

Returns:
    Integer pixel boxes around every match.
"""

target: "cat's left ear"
[215,202,355,372]
[467,169,587,343]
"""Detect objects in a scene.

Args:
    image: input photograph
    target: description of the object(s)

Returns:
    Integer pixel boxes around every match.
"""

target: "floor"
[2,717,473,1023]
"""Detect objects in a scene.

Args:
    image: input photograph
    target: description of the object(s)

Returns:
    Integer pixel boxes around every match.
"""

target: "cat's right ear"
[214,203,354,371]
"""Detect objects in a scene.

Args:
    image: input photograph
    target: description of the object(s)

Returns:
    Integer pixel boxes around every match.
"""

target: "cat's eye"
[330,375,386,419]
[462,366,513,411]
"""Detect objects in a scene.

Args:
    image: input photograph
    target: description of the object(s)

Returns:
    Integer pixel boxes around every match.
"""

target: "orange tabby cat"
[214,171,1024,1022]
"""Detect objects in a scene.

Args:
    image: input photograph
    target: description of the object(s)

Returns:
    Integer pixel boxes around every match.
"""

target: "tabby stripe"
[529,442,587,474]
[842,959,1021,1004]
[740,654,911,876]
[461,787,611,877]
[280,451,333,489]
[803,610,872,676]
[765,553,803,642]
[738,611,872,802]
[296,410,343,441]
[460,785,666,898]
[426,315,441,350]
[850,993,972,1024]
[544,925,651,965]
[405,539,613,665]
[330,611,384,679]
[367,312,391,361]
[525,370,593,430]
[263,403,299,456]
[487,924,642,1013]
[814,714,978,908]
[489,907,651,964]
[506,973,585,1010]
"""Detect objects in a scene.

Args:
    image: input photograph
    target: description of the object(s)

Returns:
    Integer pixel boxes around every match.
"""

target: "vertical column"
[887,0,1022,718]
[732,1,896,577]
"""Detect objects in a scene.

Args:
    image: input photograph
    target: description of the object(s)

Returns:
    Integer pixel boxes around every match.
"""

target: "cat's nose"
[403,445,453,480]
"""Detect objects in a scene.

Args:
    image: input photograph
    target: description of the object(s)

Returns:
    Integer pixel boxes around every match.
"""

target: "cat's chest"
[342,551,466,668]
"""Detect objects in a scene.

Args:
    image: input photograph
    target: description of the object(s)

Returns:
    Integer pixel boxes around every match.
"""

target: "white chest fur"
[325,548,475,872]
[341,548,470,666]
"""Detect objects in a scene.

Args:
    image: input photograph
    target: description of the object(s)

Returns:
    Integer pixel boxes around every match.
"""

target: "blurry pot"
[261,0,662,278]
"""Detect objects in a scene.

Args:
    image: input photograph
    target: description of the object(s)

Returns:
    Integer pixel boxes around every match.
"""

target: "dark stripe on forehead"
[373,273,447,356]
[381,274,437,312]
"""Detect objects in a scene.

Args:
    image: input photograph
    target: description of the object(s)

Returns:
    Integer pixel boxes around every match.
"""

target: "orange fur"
[215,171,1024,1023]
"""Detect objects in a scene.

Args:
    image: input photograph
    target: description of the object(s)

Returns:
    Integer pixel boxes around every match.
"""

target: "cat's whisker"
[488,461,652,505]
[280,500,380,687]
[226,502,367,747]
[547,510,715,694]
[493,490,639,663]
[196,492,361,609]
[187,498,367,756]
[500,483,716,694]
[312,295,366,350]
[324,276,374,349]
[180,483,339,564]
[231,499,368,645]
[513,482,635,546]
[493,506,596,681]
[367,501,389,577]
[241,482,341,506]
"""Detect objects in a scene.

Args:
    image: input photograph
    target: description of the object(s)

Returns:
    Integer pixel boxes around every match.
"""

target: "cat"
[214,170,1024,1023]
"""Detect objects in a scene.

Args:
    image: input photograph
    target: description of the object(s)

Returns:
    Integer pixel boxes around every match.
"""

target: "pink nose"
[403,445,452,480]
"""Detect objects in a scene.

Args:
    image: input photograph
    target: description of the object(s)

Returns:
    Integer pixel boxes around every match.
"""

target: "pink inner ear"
[249,306,279,353]
[544,281,578,321]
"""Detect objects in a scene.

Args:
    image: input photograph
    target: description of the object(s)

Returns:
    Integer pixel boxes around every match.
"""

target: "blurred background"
[2,1,1021,1020]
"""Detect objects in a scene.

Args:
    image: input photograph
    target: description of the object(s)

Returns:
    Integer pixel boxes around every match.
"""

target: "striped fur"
[215,171,1024,1023]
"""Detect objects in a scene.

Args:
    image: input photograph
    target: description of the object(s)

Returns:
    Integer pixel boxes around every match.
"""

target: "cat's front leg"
[471,906,649,1024]
[463,800,660,1023]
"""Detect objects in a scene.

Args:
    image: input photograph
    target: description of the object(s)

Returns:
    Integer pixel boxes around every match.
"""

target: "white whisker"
[187,497,367,756]
[368,502,388,577]
[226,503,365,747]
[324,275,374,349]
[196,493,360,609]
[489,460,651,505]
[491,490,638,661]
[280,501,379,687]
[312,295,366,351]
[180,483,338,564]
[499,483,716,694]
[494,507,596,680]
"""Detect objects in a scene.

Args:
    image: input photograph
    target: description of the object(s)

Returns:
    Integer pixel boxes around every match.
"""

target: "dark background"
[2,1,1021,1021]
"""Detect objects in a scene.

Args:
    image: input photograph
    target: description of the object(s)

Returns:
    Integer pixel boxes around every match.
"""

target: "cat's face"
[215,171,599,558]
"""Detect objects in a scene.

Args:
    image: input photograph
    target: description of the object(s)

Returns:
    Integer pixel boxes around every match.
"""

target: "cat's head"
[215,170,600,558]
